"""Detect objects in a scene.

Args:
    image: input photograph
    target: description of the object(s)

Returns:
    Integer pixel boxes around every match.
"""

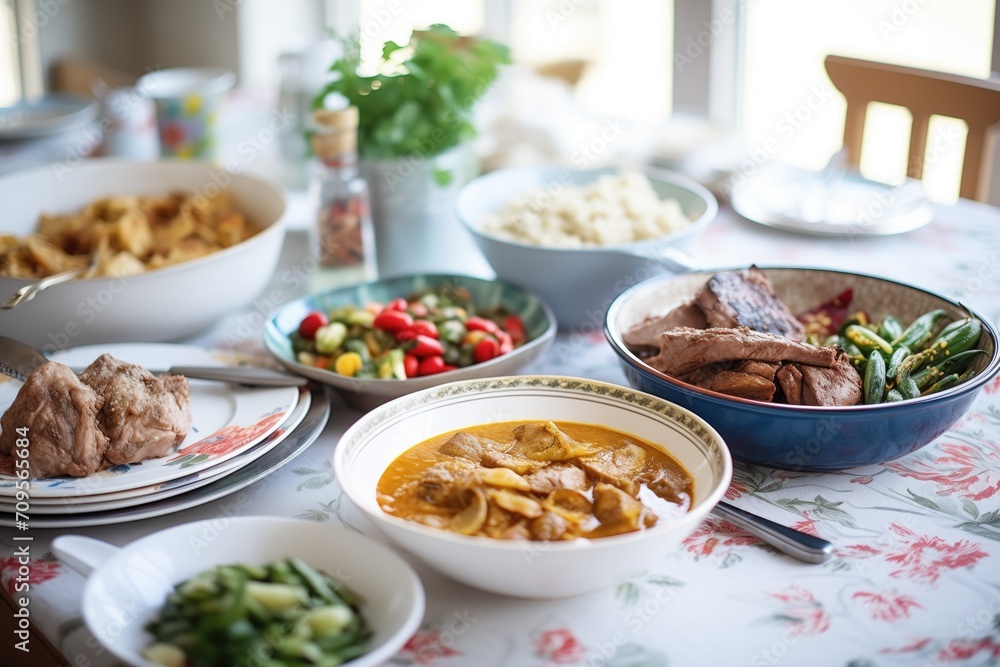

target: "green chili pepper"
[844,324,893,357]
[891,309,948,351]
[863,350,886,404]
[921,373,961,396]
[878,315,904,342]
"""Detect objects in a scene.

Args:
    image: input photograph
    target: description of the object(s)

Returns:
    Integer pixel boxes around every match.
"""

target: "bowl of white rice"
[457,166,717,328]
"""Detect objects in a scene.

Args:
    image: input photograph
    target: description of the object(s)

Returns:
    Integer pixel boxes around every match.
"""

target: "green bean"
[891,309,948,351]
[878,315,904,342]
[864,350,886,404]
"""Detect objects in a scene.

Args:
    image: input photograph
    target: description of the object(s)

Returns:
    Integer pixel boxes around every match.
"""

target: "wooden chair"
[824,54,1000,201]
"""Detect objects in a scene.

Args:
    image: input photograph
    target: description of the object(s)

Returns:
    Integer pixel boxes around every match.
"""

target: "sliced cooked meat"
[800,351,862,406]
[648,327,838,377]
[688,368,778,401]
[579,442,649,496]
[416,460,478,507]
[736,360,780,380]
[622,301,708,349]
[778,351,862,406]
[694,267,805,339]
[592,483,649,534]
[78,354,192,466]
[510,421,594,461]
[0,362,109,478]
[480,450,545,475]
[438,431,487,463]
[529,511,569,540]
[776,363,805,405]
[523,463,589,495]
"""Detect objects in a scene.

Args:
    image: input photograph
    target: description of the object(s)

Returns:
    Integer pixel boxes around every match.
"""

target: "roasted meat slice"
[79,354,192,466]
[648,327,837,377]
[694,267,805,339]
[777,351,862,406]
[683,368,778,401]
[622,301,709,350]
[0,362,109,478]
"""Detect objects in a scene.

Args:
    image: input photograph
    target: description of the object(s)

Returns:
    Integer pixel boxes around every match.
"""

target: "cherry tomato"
[387,298,409,312]
[410,319,439,339]
[472,337,500,363]
[465,316,499,334]
[396,329,416,343]
[503,315,526,345]
[374,310,413,333]
[408,303,428,318]
[409,334,445,358]
[497,331,514,354]
[403,354,419,378]
[418,355,449,376]
[298,311,328,340]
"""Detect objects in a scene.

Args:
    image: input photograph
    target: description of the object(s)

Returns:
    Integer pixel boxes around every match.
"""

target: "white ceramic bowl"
[334,375,732,598]
[52,517,425,667]
[456,166,718,329]
[0,159,286,350]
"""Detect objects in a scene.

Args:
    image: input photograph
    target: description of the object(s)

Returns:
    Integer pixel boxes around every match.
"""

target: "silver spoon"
[2,265,90,309]
[0,335,307,387]
[712,501,834,563]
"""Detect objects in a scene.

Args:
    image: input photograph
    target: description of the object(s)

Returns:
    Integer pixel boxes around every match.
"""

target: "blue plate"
[265,274,557,410]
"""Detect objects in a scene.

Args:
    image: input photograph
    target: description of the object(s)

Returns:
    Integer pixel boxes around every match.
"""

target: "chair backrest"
[824,54,1000,202]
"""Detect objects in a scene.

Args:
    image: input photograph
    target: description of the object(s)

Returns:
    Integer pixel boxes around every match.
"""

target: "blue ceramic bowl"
[604,267,1000,471]
[265,274,557,410]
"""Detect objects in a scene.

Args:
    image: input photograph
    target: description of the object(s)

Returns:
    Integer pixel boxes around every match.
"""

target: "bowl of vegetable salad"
[264,274,557,410]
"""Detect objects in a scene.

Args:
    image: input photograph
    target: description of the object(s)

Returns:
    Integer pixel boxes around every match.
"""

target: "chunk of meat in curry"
[376,421,693,541]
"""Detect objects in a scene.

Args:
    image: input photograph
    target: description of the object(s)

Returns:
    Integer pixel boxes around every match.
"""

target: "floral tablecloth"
[4,200,1000,667]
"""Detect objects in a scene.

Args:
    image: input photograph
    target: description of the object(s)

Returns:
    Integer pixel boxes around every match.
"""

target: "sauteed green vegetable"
[144,558,369,667]
[823,310,984,404]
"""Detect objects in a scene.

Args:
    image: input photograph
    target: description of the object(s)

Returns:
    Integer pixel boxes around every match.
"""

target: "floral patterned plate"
[0,383,330,528]
[0,386,312,512]
[0,344,300,498]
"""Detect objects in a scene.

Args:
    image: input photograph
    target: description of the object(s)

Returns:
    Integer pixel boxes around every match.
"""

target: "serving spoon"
[0,335,307,387]
[2,265,90,309]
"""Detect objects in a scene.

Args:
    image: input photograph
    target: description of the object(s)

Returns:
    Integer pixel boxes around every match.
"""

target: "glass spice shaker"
[308,106,377,292]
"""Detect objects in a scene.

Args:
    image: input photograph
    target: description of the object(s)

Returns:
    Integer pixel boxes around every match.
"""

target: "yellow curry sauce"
[376,420,693,541]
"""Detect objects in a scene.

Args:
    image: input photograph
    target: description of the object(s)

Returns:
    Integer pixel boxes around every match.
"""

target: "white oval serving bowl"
[0,159,286,349]
[52,517,425,667]
[334,375,732,598]
[456,165,718,328]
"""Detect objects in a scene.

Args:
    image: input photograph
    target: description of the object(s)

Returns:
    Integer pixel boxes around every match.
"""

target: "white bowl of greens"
[52,517,424,667]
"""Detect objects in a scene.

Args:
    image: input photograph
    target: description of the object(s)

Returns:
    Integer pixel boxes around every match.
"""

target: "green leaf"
[955,521,1000,542]
[432,168,453,187]
[291,466,324,476]
[180,454,211,469]
[962,498,980,519]
[907,489,943,512]
[297,509,331,523]
[296,476,333,492]
[616,581,640,607]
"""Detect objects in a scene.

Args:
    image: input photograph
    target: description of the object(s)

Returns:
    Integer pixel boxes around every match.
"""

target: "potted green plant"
[315,24,510,278]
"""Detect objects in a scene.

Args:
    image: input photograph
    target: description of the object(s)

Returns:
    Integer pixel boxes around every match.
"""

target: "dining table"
[2,190,1000,667]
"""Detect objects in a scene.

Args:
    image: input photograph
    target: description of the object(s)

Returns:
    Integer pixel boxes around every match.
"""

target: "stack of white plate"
[0,344,330,528]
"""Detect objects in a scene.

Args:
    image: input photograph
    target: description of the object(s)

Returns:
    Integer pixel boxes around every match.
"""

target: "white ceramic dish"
[52,517,424,667]
[0,159,286,348]
[0,94,99,139]
[0,387,311,512]
[729,162,934,236]
[0,344,299,497]
[334,375,732,598]
[456,166,718,328]
[0,384,330,528]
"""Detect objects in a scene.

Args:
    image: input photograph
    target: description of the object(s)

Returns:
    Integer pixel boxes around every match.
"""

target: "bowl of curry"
[334,375,732,598]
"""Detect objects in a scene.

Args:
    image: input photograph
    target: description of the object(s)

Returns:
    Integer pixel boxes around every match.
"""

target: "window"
[741,0,996,202]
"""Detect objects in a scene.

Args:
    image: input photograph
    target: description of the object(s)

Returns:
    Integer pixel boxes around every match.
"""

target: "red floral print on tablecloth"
[852,590,923,622]
[886,441,1000,501]
[724,480,748,500]
[682,517,760,558]
[765,584,830,635]
[880,637,933,654]
[535,628,585,664]
[883,523,988,585]
[850,475,874,485]
[936,637,1000,663]
[169,410,287,460]
[399,628,461,665]
[1,556,61,596]
[983,375,1000,394]
[789,513,821,538]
